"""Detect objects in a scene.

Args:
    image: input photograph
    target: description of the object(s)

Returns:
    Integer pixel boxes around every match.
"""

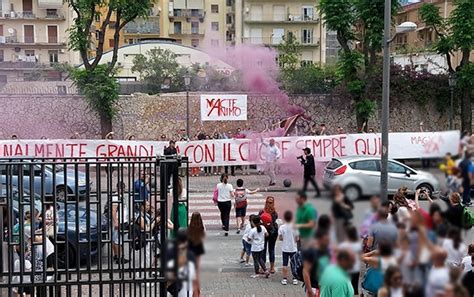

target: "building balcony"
[124,20,160,35]
[244,13,319,23]
[0,10,65,20]
[168,9,205,21]
[242,36,320,46]
[169,27,205,35]
[0,36,66,47]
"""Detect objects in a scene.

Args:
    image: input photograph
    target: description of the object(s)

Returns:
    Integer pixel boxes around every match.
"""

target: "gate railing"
[0,156,189,297]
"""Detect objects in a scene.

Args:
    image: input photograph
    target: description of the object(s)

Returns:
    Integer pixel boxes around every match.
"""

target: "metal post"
[186,90,190,140]
[380,0,391,201]
[450,86,454,130]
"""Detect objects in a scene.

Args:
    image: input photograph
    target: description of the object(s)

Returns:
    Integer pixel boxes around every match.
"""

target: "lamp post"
[448,73,457,130]
[380,15,417,201]
[184,73,191,141]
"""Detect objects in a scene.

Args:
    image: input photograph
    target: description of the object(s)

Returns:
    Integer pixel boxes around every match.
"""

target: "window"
[211,39,219,47]
[226,0,233,6]
[0,24,3,36]
[174,22,182,34]
[25,50,35,56]
[47,25,58,43]
[191,38,199,47]
[24,25,34,43]
[273,5,285,21]
[190,9,201,17]
[211,4,219,13]
[128,38,134,44]
[211,22,219,31]
[46,9,58,17]
[226,14,232,24]
[49,50,59,63]
[350,160,379,172]
[95,13,101,22]
[302,28,313,44]
[388,162,406,174]
[95,30,100,40]
[109,21,116,29]
[191,22,199,34]
[0,50,3,62]
[302,6,314,20]
[300,60,312,67]
[109,39,115,48]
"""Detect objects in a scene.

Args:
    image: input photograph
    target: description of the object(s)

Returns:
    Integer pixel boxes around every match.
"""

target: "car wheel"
[344,185,361,201]
[56,186,72,202]
[416,183,434,196]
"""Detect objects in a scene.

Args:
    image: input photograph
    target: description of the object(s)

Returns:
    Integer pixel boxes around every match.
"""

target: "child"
[248,215,269,278]
[240,214,255,266]
[234,179,259,234]
[278,210,298,285]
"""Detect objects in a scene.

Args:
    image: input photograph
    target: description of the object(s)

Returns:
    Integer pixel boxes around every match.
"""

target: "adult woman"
[331,185,354,242]
[259,196,278,274]
[362,241,398,273]
[188,212,206,297]
[216,173,234,236]
[442,192,464,229]
[378,266,404,297]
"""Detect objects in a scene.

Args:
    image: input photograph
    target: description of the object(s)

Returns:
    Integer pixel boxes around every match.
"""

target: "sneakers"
[250,274,259,278]
[239,259,246,263]
[236,229,241,234]
[114,256,129,265]
[245,262,252,267]
[292,279,298,285]
[264,270,270,278]
[224,232,228,237]
[269,182,276,186]
[281,279,288,285]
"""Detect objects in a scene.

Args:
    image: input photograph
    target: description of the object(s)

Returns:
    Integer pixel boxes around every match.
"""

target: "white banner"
[0,131,460,167]
[200,94,247,121]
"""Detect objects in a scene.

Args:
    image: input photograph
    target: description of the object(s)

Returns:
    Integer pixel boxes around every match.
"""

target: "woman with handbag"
[259,196,279,274]
[331,185,354,243]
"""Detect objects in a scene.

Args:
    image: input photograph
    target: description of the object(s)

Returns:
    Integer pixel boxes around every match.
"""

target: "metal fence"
[0,156,189,296]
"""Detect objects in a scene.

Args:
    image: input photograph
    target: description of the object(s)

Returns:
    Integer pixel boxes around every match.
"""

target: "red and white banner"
[200,94,247,121]
[0,131,460,167]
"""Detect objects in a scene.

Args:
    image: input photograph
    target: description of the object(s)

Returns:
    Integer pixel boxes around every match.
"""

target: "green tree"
[319,0,399,131]
[420,0,474,132]
[277,34,302,71]
[131,48,185,92]
[67,0,153,137]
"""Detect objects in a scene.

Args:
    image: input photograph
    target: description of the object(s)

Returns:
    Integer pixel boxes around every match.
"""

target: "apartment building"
[0,0,78,83]
[237,0,326,65]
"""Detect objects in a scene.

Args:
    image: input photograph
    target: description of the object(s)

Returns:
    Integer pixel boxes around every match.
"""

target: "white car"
[323,156,441,201]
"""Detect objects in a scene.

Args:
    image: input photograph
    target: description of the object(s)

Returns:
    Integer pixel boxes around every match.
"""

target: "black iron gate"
[0,156,189,296]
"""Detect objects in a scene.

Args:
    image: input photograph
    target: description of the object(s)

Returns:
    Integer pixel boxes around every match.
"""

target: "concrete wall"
[0,92,457,139]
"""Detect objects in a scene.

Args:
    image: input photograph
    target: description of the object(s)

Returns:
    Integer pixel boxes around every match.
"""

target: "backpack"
[362,258,384,295]
[212,187,218,204]
[234,188,247,208]
[290,251,304,282]
[462,206,474,229]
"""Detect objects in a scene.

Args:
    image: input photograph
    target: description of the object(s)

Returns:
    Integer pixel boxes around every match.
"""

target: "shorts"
[112,229,122,245]
[282,251,296,267]
[235,206,247,218]
[242,240,251,256]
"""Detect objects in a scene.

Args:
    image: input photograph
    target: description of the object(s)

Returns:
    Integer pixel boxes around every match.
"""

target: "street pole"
[380,0,391,202]
[449,85,454,130]
[186,89,190,140]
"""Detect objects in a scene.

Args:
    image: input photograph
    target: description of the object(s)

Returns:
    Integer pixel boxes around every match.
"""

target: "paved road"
[198,189,474,296]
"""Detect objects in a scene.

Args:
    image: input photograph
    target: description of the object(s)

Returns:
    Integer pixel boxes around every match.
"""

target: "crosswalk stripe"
[188,199,267,205]
[187,193,264,198]
[195,211,262,217]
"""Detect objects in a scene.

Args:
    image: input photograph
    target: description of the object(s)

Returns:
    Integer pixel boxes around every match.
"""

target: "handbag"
[362,258,384,295]
[212,187,218,204]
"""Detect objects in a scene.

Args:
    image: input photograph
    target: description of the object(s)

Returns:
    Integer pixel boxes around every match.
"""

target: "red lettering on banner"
[194,145,204,163]
[340,136,347,157]
[79,143,87,157]
[96,144,105,157]
[354,137,381,156]
[3,145,12,156]
[34,144,44,157]
[206,98,242,117]
[281,141,290,158]
[184,145,194,162]
[205,144,215,162]
[14,144,24,156]
[238,142,248,161]
[126,145,136,157]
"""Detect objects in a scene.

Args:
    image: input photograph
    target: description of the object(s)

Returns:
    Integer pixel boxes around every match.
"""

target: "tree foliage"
[279,64,338,94]
[319,0,399,130]
[66,0,153,136]
[420,0,474,132]
[277,34,302,71]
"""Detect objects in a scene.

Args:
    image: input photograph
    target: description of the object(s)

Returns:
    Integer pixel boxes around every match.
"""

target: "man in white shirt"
[262,138,281,186]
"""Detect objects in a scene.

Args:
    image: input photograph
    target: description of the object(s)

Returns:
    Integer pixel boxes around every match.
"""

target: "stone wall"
[0,93,457,140]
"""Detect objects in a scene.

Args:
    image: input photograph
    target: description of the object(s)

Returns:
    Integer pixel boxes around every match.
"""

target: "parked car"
[0,186,100,267]
[0,162,88,201]
[323,156,441,201]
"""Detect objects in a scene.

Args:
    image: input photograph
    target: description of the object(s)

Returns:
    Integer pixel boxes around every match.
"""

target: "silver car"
[323,156,441,201]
